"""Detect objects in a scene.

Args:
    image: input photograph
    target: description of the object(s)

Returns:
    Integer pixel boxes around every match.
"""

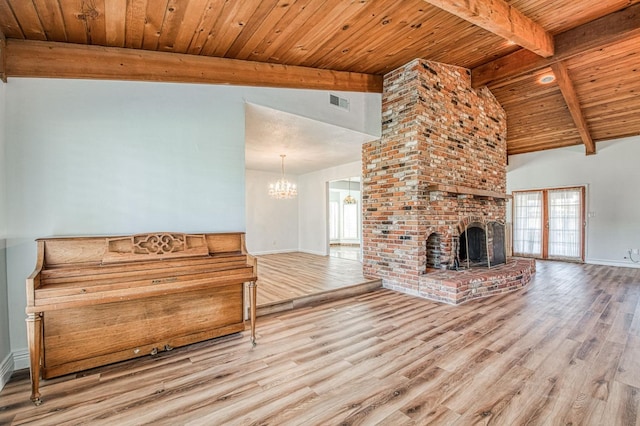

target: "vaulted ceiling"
[0,0,639,156]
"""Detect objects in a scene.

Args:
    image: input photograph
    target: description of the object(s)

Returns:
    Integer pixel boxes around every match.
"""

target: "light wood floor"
[2,261,640,425]
[255,252,371,306]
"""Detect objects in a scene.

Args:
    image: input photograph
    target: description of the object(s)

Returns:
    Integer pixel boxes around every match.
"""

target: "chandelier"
[269,154,297,199]
[344,177,357,205]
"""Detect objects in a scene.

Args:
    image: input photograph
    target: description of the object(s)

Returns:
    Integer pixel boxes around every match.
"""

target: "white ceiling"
[244,103,377,176]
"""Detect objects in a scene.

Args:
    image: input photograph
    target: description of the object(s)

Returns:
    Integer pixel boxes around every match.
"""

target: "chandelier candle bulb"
[269,154,297,199]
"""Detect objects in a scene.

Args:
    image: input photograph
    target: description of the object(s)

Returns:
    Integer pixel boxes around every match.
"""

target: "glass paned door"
[548,188,583,260]
[512,187,585,261]
[513,191,543,257]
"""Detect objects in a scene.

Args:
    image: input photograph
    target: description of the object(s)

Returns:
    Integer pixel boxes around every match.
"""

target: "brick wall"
[362,58,507,297]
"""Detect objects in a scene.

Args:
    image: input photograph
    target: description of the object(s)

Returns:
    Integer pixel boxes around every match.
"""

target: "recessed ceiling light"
[539,74,556,84]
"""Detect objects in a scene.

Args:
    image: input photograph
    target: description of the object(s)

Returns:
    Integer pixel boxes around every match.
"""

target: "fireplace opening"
[459,225,488,267]
[454,221,507,269]
[426,233,442,271]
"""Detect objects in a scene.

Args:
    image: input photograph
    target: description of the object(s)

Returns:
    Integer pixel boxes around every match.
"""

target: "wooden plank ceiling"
[0,0,639,156]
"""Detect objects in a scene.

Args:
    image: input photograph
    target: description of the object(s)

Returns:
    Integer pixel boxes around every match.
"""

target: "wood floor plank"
[575,320,613,362]
[597,380,640,425]
[454,363,535,424]
[256,252,373,306]
[582,341,625,401]
[440,351,522,414]
[617,334,640,388]
[558,392,602,426]
[2,260,640,425]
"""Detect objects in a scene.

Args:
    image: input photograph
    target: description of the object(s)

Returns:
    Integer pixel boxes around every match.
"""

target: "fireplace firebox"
[459,225,486,265]
[456,221,507,269]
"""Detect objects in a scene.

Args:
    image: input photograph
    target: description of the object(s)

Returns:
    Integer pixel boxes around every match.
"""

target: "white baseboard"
[250,248,298,256]
[250,248,329,256]
[586,258,640,269]
[1,352,14,392]
[299,249,328,256]
[13,348,29,370]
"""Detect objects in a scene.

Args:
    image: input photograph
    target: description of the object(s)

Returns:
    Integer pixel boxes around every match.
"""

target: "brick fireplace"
[362,59,534,305]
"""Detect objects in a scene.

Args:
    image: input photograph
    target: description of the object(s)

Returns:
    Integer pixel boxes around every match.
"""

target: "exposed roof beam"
[423,0,554,57]
[5,40,383,93]
[473,3,640,88]
[550,62,596,155]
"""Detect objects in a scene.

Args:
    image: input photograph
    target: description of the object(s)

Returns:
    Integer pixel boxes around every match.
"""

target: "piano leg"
[249,281,257,346]
[26,312,43,405]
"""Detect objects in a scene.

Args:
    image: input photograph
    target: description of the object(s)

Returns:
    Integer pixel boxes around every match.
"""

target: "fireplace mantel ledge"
[427,184,511,199]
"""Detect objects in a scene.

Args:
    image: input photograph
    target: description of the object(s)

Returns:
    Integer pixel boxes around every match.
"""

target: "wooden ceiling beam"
[423,0,554,57]
[4,39,383,93]
[550,62,596,155]
[473,3,640,88]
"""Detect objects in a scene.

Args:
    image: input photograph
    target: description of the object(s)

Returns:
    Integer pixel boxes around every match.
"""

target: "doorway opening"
[328,177,361,261]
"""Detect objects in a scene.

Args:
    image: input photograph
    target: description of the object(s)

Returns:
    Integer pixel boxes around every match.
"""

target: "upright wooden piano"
[25,232,257,405]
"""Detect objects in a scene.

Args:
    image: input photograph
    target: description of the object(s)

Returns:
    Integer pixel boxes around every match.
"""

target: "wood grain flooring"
[255,252,373,306]
[2,260,640,425]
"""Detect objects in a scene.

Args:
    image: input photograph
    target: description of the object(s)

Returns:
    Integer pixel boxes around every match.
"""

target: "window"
[329,201,340,240]
[548,189,583,259]
[342,204,358,239]
[329,178,361,244]
[513,191,543,257]
[513,187,584,261]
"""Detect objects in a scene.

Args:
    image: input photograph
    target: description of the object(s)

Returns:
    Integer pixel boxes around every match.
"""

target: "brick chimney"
[362,59,521,303]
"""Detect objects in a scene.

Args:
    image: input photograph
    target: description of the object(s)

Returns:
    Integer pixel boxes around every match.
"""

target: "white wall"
[244,89,380,138]
[245,169,299,254]
[246,162,364,256]
[5,79,245,365]
[507,135,640,267]
[3,78,381,372]
[298,161,362,255]
[0,81,12,389]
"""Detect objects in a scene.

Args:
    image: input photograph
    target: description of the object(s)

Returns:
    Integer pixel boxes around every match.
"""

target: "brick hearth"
[417,258,536,304]
[362,58,535,304]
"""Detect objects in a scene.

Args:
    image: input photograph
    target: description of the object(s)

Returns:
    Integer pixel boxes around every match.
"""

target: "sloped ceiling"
[245,103,375,175]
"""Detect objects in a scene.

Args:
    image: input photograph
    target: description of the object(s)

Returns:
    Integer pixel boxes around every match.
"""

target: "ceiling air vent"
[329,94,350,111]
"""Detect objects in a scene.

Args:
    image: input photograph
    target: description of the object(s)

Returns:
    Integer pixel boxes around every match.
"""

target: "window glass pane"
[513,191,543,256]
[329,201,339,240]
[343,204,358,239]
[548,189,582,259]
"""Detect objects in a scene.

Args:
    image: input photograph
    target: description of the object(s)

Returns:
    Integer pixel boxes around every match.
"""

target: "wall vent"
[329,94,350,110]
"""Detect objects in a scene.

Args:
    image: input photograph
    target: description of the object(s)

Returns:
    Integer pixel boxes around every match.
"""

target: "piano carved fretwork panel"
[103,233,209,263]
[133,233,186,255]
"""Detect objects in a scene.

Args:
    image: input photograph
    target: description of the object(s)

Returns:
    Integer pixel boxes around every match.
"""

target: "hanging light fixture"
[344,177,357,205]
[269,154,297,199]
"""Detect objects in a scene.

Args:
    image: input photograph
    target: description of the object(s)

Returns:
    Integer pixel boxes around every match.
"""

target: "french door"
[513,187,585,261]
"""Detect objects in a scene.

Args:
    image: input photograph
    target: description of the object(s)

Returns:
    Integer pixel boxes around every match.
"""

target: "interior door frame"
[512,185,586,262]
